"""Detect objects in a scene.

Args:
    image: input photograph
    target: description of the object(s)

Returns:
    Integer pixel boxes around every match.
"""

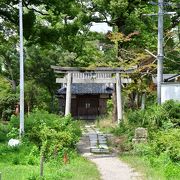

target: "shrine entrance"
[51,67,133,123]
[77,95,99,120]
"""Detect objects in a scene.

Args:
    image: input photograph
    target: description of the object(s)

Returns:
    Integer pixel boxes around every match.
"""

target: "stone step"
[98,140,107,143]
[99,145,108,149]
[91,148,109,153]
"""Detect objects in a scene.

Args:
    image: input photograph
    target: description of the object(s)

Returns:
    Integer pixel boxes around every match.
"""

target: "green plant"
[26,146,39,165]
[133,143,154,156]
[7,127,19,139]
[107,99,113,115]
[0,123,9,142]
[150,129,180,162]
[12,156,20,165]
[162,100,180,127]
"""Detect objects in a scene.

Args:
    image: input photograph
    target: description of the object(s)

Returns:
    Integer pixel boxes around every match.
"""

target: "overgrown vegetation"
[0,111,100,179]
[0,143,100,180]
[97,100,180,179]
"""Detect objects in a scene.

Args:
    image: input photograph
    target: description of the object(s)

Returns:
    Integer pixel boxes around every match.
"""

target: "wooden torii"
[51,66,134,123]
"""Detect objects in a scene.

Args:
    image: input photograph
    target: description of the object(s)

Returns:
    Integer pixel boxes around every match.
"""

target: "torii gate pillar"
[116,73,123,123]
[65,72,72,115]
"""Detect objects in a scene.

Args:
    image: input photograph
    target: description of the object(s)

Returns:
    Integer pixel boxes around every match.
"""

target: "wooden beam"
[56,77,131,84]
[51,66,135,73]
[65,73,72,116]
[54,70,134,74]
[116,73,123,123]
[56,78,67,83]
[56,78,116,84]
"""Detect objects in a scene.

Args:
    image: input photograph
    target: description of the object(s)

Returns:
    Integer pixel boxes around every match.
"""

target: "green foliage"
[26,146,39,165]
[0,123,9,142]
[113,100,180,178]
[124,100,180,129]
[12,156,20,165]
[0,76,18,121]
[162,100,180,127]
[9,110,82,158]
[7,127,19,139]
[132,140,180,178]
[150,129,180,162]
[0,142,100,180]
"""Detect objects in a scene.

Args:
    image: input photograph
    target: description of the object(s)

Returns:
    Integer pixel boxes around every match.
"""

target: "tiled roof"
[152,74,178,84]
[57,83,114,95]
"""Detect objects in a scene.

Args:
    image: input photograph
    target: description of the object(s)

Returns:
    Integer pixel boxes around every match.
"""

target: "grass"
[0,156,100,180]
[0,142,100,180]
[95,116,180,180]
[96,116,116,133]
[120,154,180,180]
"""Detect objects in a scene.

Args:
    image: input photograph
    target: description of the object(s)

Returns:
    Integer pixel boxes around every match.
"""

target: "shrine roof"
[57,83,114,95]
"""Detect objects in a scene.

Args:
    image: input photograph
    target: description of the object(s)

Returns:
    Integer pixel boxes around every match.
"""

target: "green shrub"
[9,110,82,159]
[126,109,145,126]
[0,123,9,142]
[124,100,180,131]
[7,127,19,139]
[162,100,180,127]
[164,161,180,178]
[133,143,154,156]
[12,156,20,165]
[26,146,39,165]
[150,129,180,162]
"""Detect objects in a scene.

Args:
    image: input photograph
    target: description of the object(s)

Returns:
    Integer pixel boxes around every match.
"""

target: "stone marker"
[132,127,148,144]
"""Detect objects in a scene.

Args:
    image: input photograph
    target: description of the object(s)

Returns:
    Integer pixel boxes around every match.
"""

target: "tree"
[0,76,18,120]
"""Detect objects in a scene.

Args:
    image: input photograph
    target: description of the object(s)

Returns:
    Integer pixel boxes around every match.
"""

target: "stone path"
[77,125,144,180]
[86,125,109,154]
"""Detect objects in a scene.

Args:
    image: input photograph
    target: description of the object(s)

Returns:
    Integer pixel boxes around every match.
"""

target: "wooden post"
[65,72,72,115]
[116,73,123,123]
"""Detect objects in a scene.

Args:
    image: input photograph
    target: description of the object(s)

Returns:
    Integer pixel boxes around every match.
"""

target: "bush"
[162,100,180,127]
[9,110,82,158]
[7,127,19,139]
[0,123,9,142]
[124,100,180,131]
[12,156,20,165]
[150,129,180,162]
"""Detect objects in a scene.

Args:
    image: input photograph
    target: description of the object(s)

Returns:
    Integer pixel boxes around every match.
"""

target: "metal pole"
[19,0,24,136]
[157,0,164,105]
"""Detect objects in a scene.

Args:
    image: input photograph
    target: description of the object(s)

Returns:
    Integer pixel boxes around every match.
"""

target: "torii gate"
[51,66,133,123]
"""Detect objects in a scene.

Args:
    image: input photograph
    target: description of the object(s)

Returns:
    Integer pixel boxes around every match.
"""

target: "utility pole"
[157,0,164,105]
[143,1,176,105]
[19,0,24,137]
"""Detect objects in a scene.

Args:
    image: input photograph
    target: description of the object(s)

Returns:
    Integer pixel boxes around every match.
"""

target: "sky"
[90,22,112,33]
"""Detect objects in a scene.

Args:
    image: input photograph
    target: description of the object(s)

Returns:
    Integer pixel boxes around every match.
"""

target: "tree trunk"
[50,94,54,113]
[141,93,146,110]
[11,80,16,92]
[27,102,30,116]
